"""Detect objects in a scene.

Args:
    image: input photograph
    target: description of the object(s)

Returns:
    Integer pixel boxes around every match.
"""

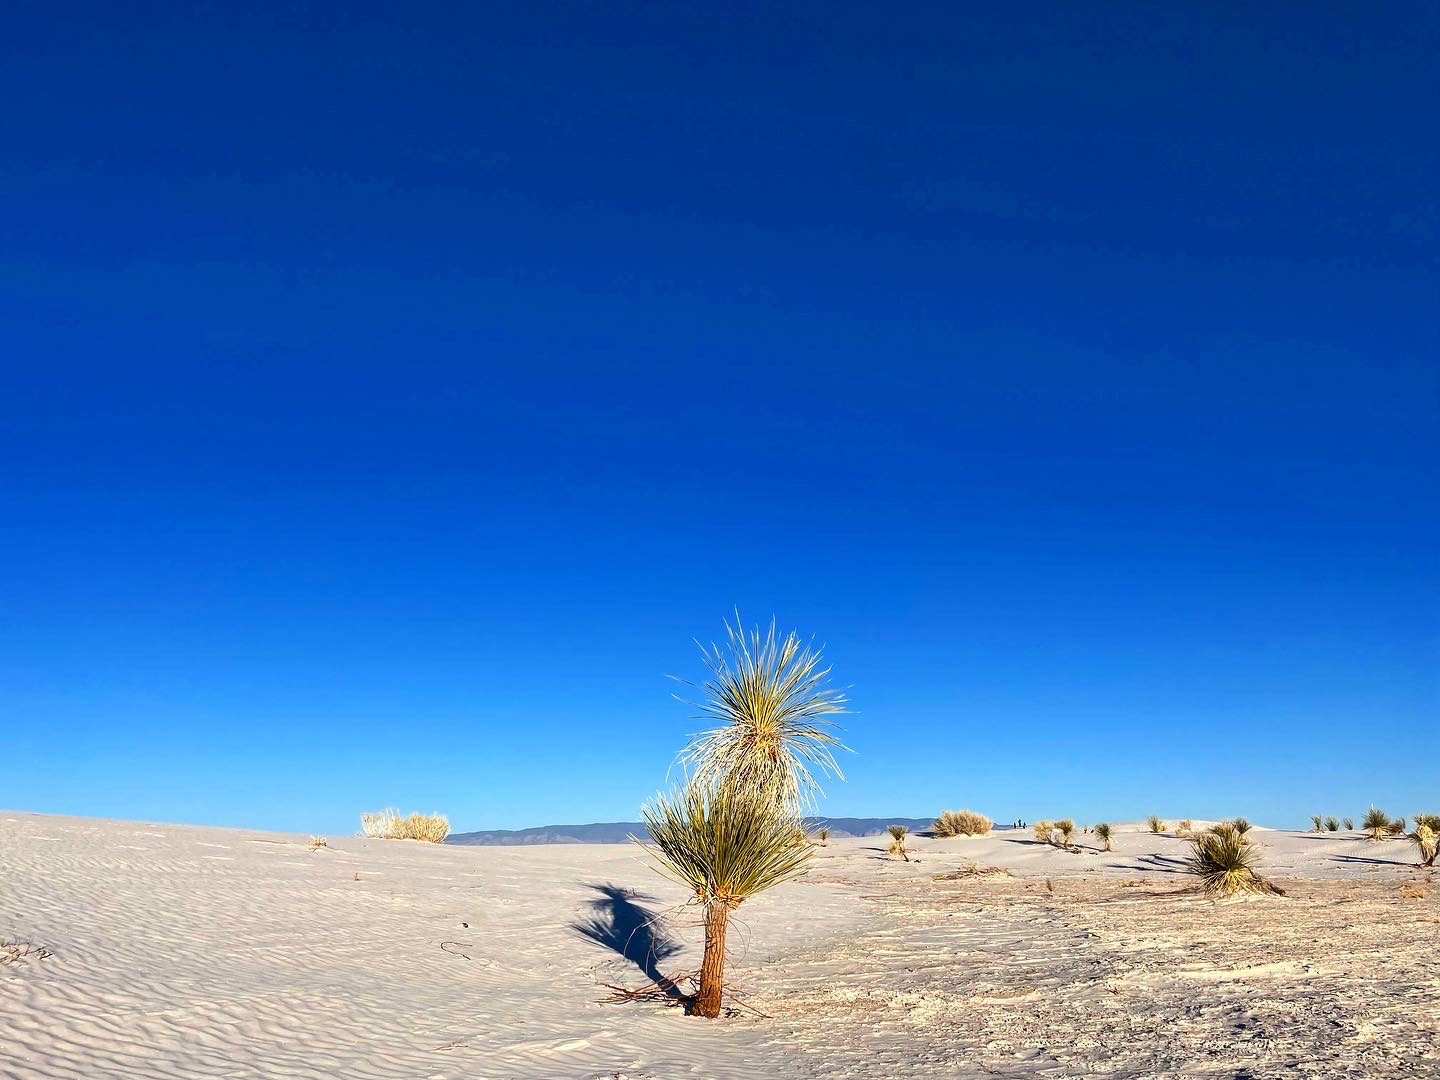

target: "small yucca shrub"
[1147,816,1165,834]
[1185,827,1284,898]
[1342,817,1354,831]
[1410,822,1438,868]
[817,827,829,846]
[1324,816,1340,832]
[1055,819,1076,848]
[1033,820,1055,845]
[1388,817,1407,837]
[1231,818,1253,835]
[887,824,910,860]
[1362,807,1391,842]
[1310,814,1324,832]
[1176,819,1194,837]
[1094,822,1113,852]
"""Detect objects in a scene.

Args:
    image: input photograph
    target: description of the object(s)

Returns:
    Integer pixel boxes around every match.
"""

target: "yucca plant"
[1147,816,1165,834]
[1229,818,1252,835]
[677,616,848,814]
[1310,814,1324,832]
[1342,817,1354,831]
[1185,826,1284,898]
[1324,816,1340,832]
[817,826,829,846]
[1409,821,1438,868]
[1388,817,1407,837]
[641,783,811,1018]
[887,824,910,861]
[1362,807,1391,841]
[1055,819,1076,849]
[1094,823,1114,852]
[1033,820,1055,845]
[1176,819,1194,837]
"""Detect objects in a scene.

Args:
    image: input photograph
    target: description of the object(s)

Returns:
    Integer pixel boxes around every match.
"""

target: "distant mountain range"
[447,816,944,846]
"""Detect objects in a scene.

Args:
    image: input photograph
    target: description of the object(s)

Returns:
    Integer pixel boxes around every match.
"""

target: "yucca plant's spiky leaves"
[676,615,849,813]
[1185,828,1285,898]
[1362,807,1391,841]
[640,784,812,910]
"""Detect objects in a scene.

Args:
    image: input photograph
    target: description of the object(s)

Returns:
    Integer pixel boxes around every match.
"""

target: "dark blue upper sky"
[3,3,1436,832]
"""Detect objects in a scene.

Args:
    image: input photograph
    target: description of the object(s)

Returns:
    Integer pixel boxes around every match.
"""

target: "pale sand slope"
[1,812,1435,1079]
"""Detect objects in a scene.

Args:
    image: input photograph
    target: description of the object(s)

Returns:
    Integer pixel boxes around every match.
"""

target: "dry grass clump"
[1176,819,1194,837]
[1,939,52,967]
[307,835,328,850]
[932,809,992,837]
[1094,822,1114,851]
[1147,815,1165,834]
[817,826,829,846]
[1185,823,1284,898]
[1033,820,1055,844]
[934,863,1012,880]
[359,808,450,843]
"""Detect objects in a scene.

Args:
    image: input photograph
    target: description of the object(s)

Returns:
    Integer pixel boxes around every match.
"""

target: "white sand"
[2,812,1435,1078]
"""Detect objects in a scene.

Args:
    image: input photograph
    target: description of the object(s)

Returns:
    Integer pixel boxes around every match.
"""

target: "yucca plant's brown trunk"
[693,902,730,1018]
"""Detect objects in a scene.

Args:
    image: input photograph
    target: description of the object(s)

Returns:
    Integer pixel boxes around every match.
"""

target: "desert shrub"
[1231,818,1253,835]
[1311,814,1324,832]
[1342,817,1354,831]
[1185,827,1284,898]
[1409,821,1438,868]
[931,810,962,837]
[1055,819,1076,848]
[887,824,910,860]
[1147,816,1165,834]
[1094,823,1114,852]
[1415,813,1440,832]
[1177,819,1194,837]
[817,827,829,845]
[1388,817,1407,837]
[1324,816,1339,832]
[359,808,449,843]
[1033,820,1055,845]
[308,835,327,850]
[1362,807,1391,842]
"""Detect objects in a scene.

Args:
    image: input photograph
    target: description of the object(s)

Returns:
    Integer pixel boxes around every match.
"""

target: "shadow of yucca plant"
[676,616,849,814]
[1186,824,1285,898]
[641,784,811,1018]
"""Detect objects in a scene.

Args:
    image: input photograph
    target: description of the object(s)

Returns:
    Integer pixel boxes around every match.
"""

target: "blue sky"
[2,4,1436,833]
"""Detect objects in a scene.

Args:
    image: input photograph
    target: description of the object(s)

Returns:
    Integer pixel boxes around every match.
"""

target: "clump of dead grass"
[359,808,450,843]
[307,835,328,850]
[1148,815,1165,834]
[1,939,51,967]
[932,809,993,837]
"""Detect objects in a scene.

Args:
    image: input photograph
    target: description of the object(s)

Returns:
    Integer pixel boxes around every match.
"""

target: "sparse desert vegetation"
[1148,815,1165,834]
[359,808,450,843]
[1409,817,1438,867]
[1094,822,1113,851]
[1362,807,1392,842]
[1185,822,1284,898]
[887,824,911,861]
[817,826,829,846]
[932,808,992,837]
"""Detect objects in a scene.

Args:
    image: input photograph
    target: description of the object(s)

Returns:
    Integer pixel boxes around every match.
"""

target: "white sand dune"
[2,811,1435,1078]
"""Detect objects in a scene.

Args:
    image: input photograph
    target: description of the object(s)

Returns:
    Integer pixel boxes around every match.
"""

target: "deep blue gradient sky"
[3,4,1436,833]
